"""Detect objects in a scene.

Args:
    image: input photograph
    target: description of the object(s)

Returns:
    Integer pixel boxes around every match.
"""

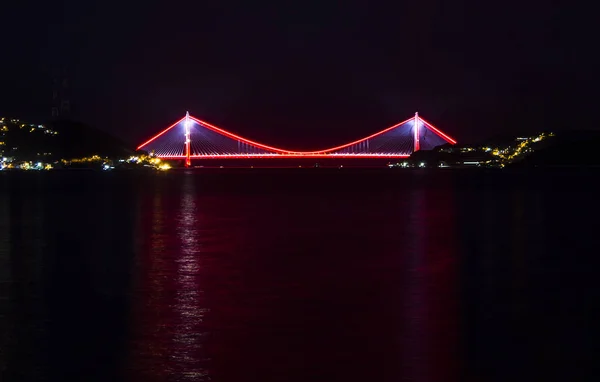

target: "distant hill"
[1,118,134,160]
[511,130,600,167]
[482,131,555,147]
[47,119,134,159]
[408,147,495,165]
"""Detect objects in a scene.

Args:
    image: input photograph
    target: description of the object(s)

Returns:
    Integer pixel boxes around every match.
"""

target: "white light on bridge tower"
[184,111,191,167]
[414,112,420,152]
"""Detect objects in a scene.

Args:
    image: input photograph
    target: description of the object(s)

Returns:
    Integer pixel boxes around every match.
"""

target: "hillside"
[47,119,134,159]
[0,117,134,161]
[511,131,600,167]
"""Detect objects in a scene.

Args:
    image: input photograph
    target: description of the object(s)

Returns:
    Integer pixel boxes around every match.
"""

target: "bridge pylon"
[184,111,191,167]
[414,112,420,152]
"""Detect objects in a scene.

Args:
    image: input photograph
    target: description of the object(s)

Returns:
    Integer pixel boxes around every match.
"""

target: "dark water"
[1,169,599,382]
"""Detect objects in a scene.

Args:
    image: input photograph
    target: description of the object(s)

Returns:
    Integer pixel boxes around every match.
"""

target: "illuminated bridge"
[137,112,457,167]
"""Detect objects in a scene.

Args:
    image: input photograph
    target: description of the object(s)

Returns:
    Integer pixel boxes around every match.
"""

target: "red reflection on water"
[126,189,170,381]
[170,178,208,380]
[402,185,460,382]
[125,173,461,382]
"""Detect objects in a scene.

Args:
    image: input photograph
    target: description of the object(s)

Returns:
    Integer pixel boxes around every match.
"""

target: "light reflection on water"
[0,170,599,382]
[172,176,208,380]
[402,186,459,382]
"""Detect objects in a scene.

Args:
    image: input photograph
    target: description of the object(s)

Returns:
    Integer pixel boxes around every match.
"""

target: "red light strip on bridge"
[418,116,457,144]
[137,116,186,150]
[190,115,416,154]
[158,154,411,159]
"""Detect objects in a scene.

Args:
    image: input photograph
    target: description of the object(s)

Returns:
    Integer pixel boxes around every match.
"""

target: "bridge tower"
[413,112,420,152]
[184,111,191,167]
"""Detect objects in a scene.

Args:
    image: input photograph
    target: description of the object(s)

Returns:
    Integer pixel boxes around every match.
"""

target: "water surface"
[1,169,598,381]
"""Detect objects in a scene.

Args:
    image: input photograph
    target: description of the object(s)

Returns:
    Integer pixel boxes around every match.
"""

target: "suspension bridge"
[137,112,457,167]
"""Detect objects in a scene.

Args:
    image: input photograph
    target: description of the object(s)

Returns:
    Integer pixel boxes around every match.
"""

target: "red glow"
[418,116,457,144]
[137,117,186,150]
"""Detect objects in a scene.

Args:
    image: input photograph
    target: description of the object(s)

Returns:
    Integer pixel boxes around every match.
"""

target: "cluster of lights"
[0,159,53,171]
[127,155,142,164]
[0,117,57,136]
[0,117,59,162]
[388,161,425,168]
[65,155,105,163]
[1,155,173,171]
[64,154,172,171]
[1,116,174,171]
[489,132,552,164]
[114,154,172,171]
[388,132,553,169]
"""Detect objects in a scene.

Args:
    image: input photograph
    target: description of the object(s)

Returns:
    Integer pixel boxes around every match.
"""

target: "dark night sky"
[1,1,596,148]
